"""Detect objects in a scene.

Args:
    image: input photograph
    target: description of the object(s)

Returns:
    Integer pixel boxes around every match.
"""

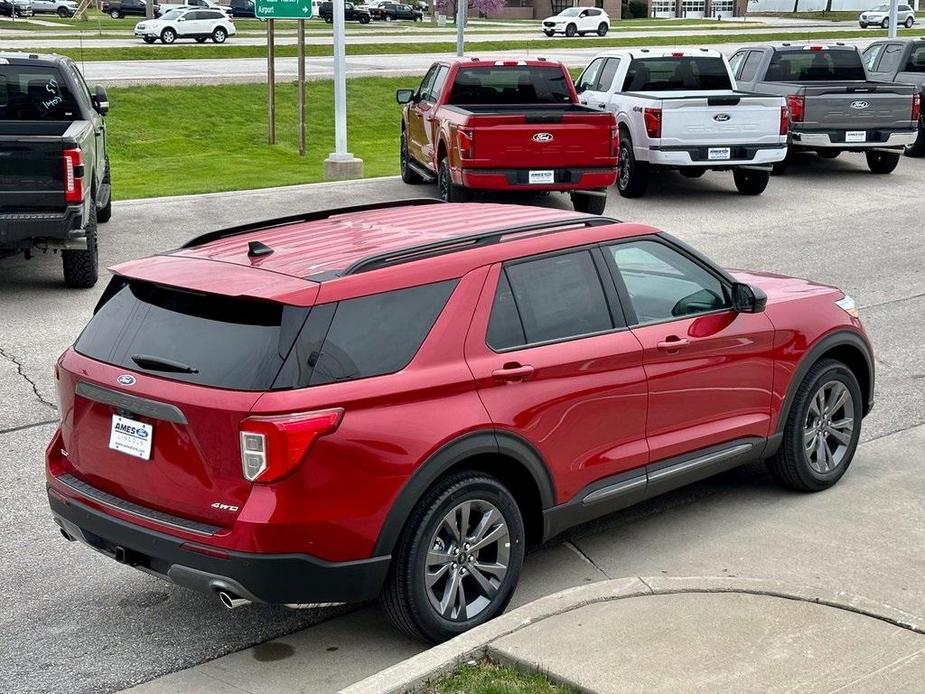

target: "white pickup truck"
[576,48,789,197]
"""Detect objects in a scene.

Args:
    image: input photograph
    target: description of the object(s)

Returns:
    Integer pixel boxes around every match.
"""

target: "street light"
[324,1,364,180]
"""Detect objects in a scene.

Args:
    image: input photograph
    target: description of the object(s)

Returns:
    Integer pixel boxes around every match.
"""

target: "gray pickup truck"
[862,38,925,157]
[730,43,919,174]
[1,52,111,288]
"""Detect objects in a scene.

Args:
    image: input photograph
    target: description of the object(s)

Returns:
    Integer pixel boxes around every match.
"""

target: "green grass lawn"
[424,660,576,694]
[107,76,412,199]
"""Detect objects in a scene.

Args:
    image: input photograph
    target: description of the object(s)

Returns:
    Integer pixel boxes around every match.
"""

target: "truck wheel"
[400,131,424,184]
[570,190,607,215]
[817,150,840,159]
[381,471,525,643]
[732,169,770,196]
[767,359,862,492]
[62,205,99,289]
[616,136,648,198]
[359,14,369,23]
[110,9,121,18]
[565,23,577,37]
[905,127,925,157]
[905,16,914,28]
[597,22,608,36]
[438,157,469,202]
[212,27,227,43]
[57,6,70,16]
[866,150,900,174]
[97,158,113,224]
[161,28,176,43]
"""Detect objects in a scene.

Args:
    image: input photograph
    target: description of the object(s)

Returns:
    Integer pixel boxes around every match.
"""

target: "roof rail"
[342,215,620,277]
[180,198,445,249]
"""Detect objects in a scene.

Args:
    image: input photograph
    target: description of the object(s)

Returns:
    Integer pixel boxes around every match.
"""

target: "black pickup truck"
[1,52,111,288]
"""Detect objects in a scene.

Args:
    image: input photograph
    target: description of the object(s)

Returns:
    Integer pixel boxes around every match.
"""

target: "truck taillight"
[62,148,83,204]
[787,95,804,123]
[457,128,474,158]
[779,106,790,135]
[912,92,921,122]
[240,409,344,484]
[643,107,662,139]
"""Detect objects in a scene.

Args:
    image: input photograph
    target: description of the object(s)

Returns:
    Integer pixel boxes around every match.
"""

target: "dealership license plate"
[109,415,153,460]
[708,147,731,161]
[528,170,555,184]
[845,131,867,143]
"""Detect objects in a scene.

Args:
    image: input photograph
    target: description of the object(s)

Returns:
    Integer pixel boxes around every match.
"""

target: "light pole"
[324,1,364,180]
[888,0,899,38]
[456,0,466,57]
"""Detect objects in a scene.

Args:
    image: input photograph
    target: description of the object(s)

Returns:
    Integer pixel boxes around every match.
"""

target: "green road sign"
[255,0,313,19]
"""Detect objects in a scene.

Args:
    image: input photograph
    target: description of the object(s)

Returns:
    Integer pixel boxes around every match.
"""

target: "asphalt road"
[1,152,924,693]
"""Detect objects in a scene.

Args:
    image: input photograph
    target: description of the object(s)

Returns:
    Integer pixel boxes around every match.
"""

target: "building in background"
[491,0,622,20]
[750,0,918,10]
[648,0,747,17]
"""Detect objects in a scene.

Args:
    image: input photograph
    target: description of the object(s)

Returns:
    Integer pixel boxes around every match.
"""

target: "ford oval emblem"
[850,100,870,110]
[117,374,136,386]
[713,113,731,122]
[532,132,554,143]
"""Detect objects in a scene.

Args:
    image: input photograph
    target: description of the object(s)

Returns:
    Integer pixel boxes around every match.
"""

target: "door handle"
[596,103,607,109]
[656,337,690,352]
[491,363,534,382]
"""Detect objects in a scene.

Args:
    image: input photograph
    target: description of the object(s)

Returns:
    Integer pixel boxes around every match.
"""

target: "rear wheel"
[437,157,469,202]
[161,28,176,43]
[767,359,862,492]
[817,149,841,159]
[62,204,99,289]
[382,471,525,643]
[905,15,914,28]
[110,9,121,18]
[570,190,607,215]
[881,17,889,28]
[732,168,770,196]
[866,150,900,174]
[616,135,648,198]
[565,22,576,37]
[359,14,369,23]
[905,126,925,157]
[597,22,608,36]
[57,6,70,16]
[212,27,227,43]
[400,131,424,184]
[324,15,332,22]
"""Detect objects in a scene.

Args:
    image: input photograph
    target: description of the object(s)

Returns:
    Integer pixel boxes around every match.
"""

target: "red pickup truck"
[396,59,618,214]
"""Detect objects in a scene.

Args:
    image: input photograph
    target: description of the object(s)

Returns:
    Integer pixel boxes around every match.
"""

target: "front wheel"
[732,168,770,196]
[62,204,99,289]
[597,22,608,36]
[437,157,469,202]
[767,359,862,492]
[866,149,900,174]
[905,16,914,28]
[565,22,576,37]
[616,136,648,198]
[97,158,112,224]
[381,471,525,643]
[212,27,227,43]
[359,14,369,23]
[110,9,121,18]
[161,28,176,43]
[570,190,607,215]
[57,6,70,16]
[324,15,332,22]
[400,131,423,184]
[881,17,889,28]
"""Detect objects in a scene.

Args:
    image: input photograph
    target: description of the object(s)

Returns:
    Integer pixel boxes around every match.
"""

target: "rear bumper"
[0,205,84,249]
[47,486,391,605]
[647,144,787,167]
[459,167,616,191]
[792,129,918,149]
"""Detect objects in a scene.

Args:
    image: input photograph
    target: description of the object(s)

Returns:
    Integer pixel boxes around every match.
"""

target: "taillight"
[457,128,474,158]
[787,95,804,123]
[912,92,921,122]
[240,409,344,484]
[643,107,662,139]
[62,148,83,204]
[779,105,790,136]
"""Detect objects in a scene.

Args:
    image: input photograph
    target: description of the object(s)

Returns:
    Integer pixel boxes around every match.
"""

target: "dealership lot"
[1,153,924,693]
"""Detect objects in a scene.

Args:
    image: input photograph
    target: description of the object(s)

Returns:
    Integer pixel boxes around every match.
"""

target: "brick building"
[489,0,748,19]
[492,0,622,21]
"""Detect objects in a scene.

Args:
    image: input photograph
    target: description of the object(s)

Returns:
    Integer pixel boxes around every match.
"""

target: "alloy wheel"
[618,143,630,189]
[424,499,510,622]
[803,380,855,474]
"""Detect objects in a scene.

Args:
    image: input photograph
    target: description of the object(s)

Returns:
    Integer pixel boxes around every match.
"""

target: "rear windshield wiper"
[131,354,199,374]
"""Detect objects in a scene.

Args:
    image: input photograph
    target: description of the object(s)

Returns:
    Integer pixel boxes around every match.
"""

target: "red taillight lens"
[457,128,474,158]
[779,105,790,135]
[643,107,662,139]
[240,409,344,484]
[787,95,804,123]
[62,148,83,204]
[912,92,921,122]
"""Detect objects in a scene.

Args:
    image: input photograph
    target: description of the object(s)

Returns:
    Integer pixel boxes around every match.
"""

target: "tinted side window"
[609,240,729,324]
[430,66,450,102]
[486,272,526,351]
[308,280,457,386]
[417,66,437,101]
[596,58,620,92]
[728,51,748,78]
[877,44,904,74]
[906,45,925,73]
[503,251,613,346]
[739,51,762,82]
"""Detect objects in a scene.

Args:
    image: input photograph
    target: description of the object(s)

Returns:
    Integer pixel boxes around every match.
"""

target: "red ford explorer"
[47,199,873,642]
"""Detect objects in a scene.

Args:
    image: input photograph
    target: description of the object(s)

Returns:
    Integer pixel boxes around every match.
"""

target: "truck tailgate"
[0,121,87,209]
[801,83,915,130]
[655,92,784,146]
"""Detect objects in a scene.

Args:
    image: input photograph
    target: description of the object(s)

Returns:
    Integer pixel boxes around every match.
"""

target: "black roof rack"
[341,215,620,277]
[179,198,444,249]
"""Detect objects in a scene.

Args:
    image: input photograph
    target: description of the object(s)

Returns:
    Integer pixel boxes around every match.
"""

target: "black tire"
[62,204,99,289]
[57,6,70,16]
[212,27,227,43]
[905,16,914,28]
[866,149,900,174]
[732,168,770,196]
[437,157,469,202]
[881,17,889,28]
[161,28,176,43]
[679,168,705,178]
[904,125,925,157]
[110,9,121,18]
[767,359,862,492]
[565,22,576,37]
[381,471,525,643]
[324,15,332,22]
[616,135,648,198]
[817,149,841,159]
[571,190,607,215]
[400,131,424,184]
[359,14,369,23]
[597,22,607,36]
[97,158,112,224]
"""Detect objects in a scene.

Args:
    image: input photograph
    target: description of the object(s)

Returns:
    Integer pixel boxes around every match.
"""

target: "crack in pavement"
[0,347,57,412]
[563,540,610,579]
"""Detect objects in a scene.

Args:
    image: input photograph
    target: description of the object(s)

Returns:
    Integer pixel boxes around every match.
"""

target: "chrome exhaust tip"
[218,590,251,609]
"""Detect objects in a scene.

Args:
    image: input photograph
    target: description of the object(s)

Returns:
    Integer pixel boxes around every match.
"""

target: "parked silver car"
[859,4,915,29]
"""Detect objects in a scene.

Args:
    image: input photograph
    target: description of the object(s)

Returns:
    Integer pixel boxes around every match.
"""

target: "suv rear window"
[623,57,732,92]
[0,66,79,121]
[447,66,572,105]
[75,280,309,391]
[766,49,866,82]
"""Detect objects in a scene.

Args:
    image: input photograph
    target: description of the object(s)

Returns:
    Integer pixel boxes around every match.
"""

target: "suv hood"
[729,268,840,304]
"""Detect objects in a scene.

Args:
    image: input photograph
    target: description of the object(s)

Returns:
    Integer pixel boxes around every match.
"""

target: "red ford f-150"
[396,58,618,214]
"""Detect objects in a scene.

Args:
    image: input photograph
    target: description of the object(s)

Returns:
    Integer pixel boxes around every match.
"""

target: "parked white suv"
[576,48,788,197]
[541,7,609,37]
[859,4,915,28]
[135,7,235,43]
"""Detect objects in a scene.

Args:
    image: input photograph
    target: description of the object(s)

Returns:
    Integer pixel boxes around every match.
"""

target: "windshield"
[767,49,866,81]
[558,7,581,15]
[622,57,732,91]
[160,9,184,19]
[0,65,79,121]
[447,66,572,105]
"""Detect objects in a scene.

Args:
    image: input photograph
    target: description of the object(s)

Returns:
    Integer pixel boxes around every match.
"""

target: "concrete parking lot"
[1,153,924,693]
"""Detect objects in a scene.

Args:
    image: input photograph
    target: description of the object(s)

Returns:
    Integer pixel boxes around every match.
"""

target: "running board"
[408,161,436,182]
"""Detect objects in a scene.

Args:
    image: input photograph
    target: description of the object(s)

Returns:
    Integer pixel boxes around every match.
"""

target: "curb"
[339,576,925,694]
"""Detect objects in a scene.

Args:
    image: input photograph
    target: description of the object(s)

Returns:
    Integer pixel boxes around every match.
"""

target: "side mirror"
[396,88,415,104]
[93,85,109,116]
[732,282,767,313]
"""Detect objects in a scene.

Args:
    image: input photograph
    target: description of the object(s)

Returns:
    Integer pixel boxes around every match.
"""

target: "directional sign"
[255,0,312,20]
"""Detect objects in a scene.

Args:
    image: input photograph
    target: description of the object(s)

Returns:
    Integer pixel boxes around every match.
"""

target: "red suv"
[46,200,873,642]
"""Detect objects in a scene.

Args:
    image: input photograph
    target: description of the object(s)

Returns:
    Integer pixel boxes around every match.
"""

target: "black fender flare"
[371,430,555,557]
